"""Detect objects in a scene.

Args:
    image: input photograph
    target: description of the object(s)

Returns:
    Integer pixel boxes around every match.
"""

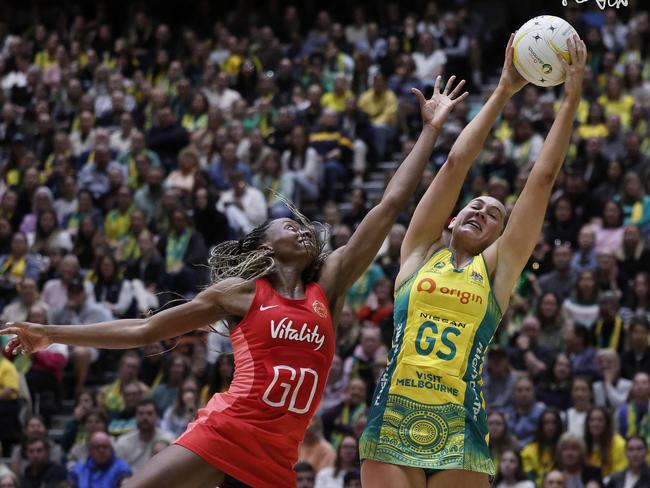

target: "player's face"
[451,197,505,252]
[265,219,316,265]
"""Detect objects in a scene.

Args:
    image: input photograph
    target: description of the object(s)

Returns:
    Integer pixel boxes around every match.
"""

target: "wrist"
[423,123,441,134]
[43,324,55,346]
[493,85,514,101]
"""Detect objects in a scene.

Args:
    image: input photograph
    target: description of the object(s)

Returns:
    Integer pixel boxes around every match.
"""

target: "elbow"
[378,198,402,221]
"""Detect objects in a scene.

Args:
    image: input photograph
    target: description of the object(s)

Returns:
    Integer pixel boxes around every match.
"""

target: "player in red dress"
[1,77,467,487]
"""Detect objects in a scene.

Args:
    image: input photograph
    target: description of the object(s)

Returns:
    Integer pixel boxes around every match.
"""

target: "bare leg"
[427,470,490,488]
[121,444,225,488]
[361,460,426,488]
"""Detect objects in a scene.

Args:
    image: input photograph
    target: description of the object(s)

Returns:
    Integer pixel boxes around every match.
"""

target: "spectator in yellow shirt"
[577,102,609,141]
[598,76,634,129]
[358,73,397,160]
[321,75,353,113]
[585,406,628,478]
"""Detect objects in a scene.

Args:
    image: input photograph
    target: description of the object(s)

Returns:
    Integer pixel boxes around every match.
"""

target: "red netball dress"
[176,277,335,487]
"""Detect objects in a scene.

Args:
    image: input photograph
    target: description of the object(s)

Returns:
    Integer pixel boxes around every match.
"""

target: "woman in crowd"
[536,354,573,411]
[584,406,627,478]
[488,411,518,470]
[494,449,535,488]
[521,408,564,487]
[567,376,594,441]
[535,292,571,354]
[92,254,136,319]
[562,270,600,328]
[315,435,360,488]
[555,433,602,487]
[151,354,192,415]
[161,377,200,438]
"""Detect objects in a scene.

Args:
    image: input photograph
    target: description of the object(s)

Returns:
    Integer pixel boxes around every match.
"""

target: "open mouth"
[466,220,482,231]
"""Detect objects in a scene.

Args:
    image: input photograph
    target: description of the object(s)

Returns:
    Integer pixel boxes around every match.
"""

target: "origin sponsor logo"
[416,278,483,305]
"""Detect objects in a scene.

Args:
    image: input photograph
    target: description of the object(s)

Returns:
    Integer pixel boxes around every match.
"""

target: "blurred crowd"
[0,1,648,487]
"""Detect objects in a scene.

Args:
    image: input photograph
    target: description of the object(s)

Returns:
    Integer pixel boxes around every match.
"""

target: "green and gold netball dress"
[360,247,502,476]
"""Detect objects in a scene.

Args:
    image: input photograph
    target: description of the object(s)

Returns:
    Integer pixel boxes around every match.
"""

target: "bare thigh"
[121,444,225,488]
[427,470,490,488]
[361,460,426,488]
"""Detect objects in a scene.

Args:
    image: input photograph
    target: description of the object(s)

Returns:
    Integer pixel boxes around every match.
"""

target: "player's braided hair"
[208,196,329,285]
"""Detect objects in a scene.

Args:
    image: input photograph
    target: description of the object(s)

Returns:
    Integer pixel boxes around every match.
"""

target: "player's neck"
[268,264,305,299]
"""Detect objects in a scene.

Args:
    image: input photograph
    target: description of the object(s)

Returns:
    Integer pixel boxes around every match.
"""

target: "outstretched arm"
[322,76,468,293]
[491,36,587,303]
[398,34,528,283]
[1,278,253,354]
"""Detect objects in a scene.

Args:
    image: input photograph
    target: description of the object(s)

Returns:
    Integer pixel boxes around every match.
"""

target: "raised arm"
[398,34,528,281]
[491,36,587,303]
[321,76,468,294]
[1,278,253,355]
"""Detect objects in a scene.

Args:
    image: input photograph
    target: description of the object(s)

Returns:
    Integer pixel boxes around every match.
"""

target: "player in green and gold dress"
[360,35,587,488]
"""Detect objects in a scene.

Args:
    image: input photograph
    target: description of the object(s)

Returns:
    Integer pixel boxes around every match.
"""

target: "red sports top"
[176,277,335,487]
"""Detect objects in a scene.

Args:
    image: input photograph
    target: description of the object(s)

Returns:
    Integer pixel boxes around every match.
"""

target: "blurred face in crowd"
[339,436,358,465]
[587,408,607,437]
[1,191,17,212]
[544,471,566,488]
[626,438,648,470]
[136,402,157,433]
[596,251,616,274]
[499,451,519,479]
[624,173,643,199]
[19,278,38,305]
[28,305,48,324]
[222,142,237,165]
[560,440,583,469]
[514,378,535,409]
[571,379,592,409]
[539,293,559,321]
[603,201,622,227]
[630,321,649,354]
[360,328,381,357]
[138,232,155,256]
[632,373,650,402]
[623,225,642,251]
[88,432,113,467]
[553,354,571,382]
[552,244,572,271]
[100,256,116,281]
[296,469,315,488]
[577,270,596,298]
[26,440,49,469]
[122,381,143,410]
[577,226,595,251]
[85,412,107,436]
[118,355,140,383]
[488,412,506,440]
[346,378,366,406]
[10,232,27,256]
[60,256,79,283]
[79,111,93,133]
[554,198,572,222]
[26,417,47,435]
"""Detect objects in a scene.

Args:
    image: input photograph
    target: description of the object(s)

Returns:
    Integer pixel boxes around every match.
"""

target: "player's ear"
[448,217,457,230]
